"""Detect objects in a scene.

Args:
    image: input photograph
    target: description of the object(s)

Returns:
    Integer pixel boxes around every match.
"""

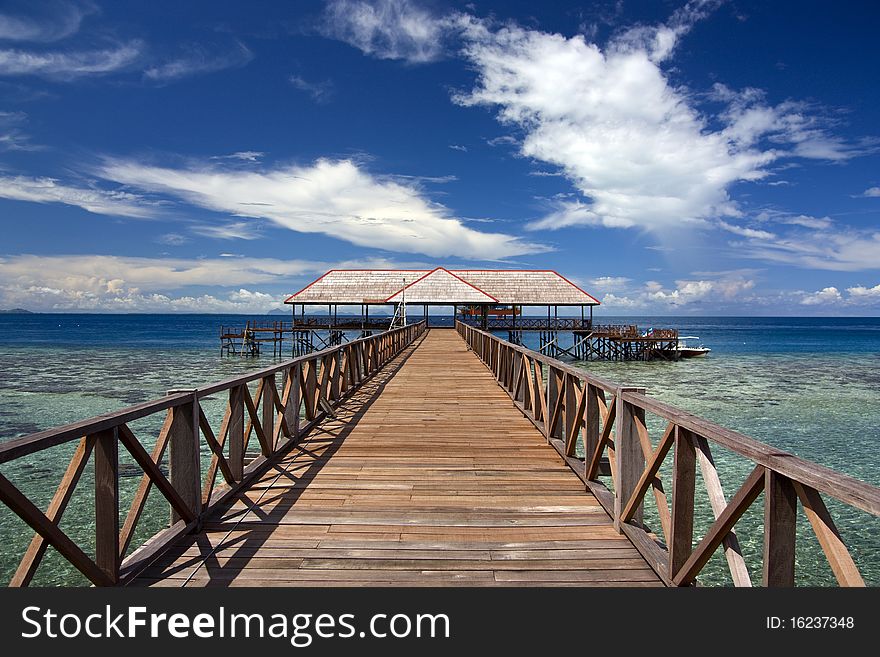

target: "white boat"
[674,336,711,358]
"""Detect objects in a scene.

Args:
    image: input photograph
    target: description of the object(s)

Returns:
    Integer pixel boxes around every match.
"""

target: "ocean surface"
[0,313,878,586]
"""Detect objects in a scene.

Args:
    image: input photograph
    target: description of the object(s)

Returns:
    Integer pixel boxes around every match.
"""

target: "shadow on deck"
[133,330,661,587]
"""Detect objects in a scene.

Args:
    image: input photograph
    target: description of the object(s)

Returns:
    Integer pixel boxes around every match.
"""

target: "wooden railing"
[457,321,880,586]
[0,322,426,586]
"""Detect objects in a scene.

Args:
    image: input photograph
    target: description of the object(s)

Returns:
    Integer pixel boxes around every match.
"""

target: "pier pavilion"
[220,268,681,360]
[283,267,601,330]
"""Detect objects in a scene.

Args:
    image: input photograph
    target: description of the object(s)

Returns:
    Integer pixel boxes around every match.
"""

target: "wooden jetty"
[1,322,878,587]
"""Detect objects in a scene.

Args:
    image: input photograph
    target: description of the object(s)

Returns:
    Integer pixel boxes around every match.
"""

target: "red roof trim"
[284,269,335,304]
[550,270,601,305]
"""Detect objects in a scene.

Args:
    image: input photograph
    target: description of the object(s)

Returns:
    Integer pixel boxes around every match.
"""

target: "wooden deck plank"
[132,330,662,587]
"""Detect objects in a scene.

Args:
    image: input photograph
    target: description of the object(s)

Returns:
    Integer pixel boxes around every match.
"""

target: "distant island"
[0,308,33,314]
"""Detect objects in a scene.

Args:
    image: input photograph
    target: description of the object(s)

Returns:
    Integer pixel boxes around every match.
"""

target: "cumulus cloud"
[0,174,154,217]
[0,1,95,43]
[800,286,842,306]
[450,7,867,234]
[0,254,430,312]
[0,41,141,78]
[596,275,755,310]
[455,20,771,231]
[859,187,880,198]
[144,41,252,82]
[96,157,548,258]
[847,283,880,301]
[320,0,453,63]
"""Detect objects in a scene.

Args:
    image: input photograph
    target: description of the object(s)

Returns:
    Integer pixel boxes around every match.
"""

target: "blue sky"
[0,0,878,315]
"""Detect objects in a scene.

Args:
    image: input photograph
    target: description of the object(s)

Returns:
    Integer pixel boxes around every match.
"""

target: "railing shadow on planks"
[457,321,880,587]
[0,322,427,587]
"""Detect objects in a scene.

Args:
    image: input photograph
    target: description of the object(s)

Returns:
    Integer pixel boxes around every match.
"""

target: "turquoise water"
[0,314,878,586]
[508,317,880,586]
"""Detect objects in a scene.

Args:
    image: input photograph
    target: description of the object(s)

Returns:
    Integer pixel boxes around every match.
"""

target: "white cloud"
[0,174,154,217]
[737,229,880,272]
[144,41,252,82]
[289,75,334,103]
[0,109,40,151]
[191,221,262,241]
[450,10,866,235]
[800,286,842,306]
[97,157,547,258]
[210,151,265,162]
[0,254,428,312]
[594,274,756,310]
[860,187,880,198]
[486,135,518,147]
[0,1,95,43]
[0,41,141,78]
[717,220,775,240]
[448,144,468,152]
[846,284,880,301]
[589,275,631,291]
[778,214,832,230]
[156,233,188,246]
[321,0,452,63]
[455,20,773,232]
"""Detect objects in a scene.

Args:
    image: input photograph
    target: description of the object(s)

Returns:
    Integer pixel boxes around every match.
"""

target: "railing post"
[167,391,202,525]
[93,427,119,585]
[548,367,563,440]
[670,426,696,579]
[585,384,601,475]
[764,470,797,586]
[228,384,244,481]
[289,363,301,438]
[262,375,275,451]
[614,386,646,532]
[564,374,578,454]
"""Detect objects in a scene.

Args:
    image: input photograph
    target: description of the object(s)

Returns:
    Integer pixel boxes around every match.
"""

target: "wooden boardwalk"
[134,330,661,587]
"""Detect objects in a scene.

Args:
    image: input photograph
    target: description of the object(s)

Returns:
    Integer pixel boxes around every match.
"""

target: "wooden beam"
[119,423,195,526]
[621,422,675,525]
[0,471,112,587]
[119,411,174,557]
[763,470,797,586]
[793,482,865,587]
[10,436,94,587]
[669,426,696,578]
[614,388,646,532]
[228,385,244,481]
[692,435,753,587]
[93,427,120,585]
[672,465,765,586]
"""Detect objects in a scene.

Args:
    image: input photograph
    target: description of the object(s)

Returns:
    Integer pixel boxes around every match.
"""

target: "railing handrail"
[456,320,880,587]
[0,320,427,587]
[0,322,425,463]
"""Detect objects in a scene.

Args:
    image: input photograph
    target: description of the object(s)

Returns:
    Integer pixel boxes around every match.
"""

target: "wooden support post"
[262,374,275,451]
[228,385,244,481]
[763,470,797,586]
[93,427,119,585]
[614,387,646,532]
[168,394,201,524]
[548,367,562,440]
[669,426,696,578]
[584,385,601,473]
[564,374,578,446]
